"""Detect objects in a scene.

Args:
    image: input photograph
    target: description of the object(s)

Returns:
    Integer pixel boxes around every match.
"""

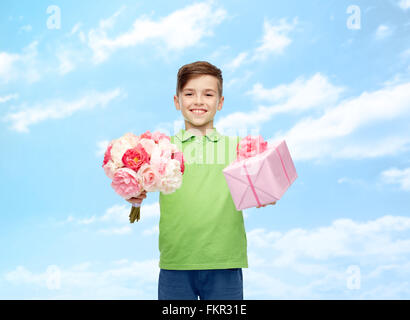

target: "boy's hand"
[256,201,276,208]
[126,190,147,205]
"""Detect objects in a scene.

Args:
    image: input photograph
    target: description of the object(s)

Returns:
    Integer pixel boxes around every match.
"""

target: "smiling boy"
[127,61,275,300]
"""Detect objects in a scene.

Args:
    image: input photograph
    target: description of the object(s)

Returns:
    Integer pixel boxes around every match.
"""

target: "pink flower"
[137,163,160,192]
[122,143,150,172]
[111,168,143,199]
[140,130,153,140]
[171,151,185,174]
[152,131,171,143]
[141,130,171,144]
[103,160,116,179]
[236,135,268,161]
[102,143,113,167]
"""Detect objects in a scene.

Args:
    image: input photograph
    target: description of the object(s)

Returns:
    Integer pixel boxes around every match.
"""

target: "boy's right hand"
[126,190,147,205]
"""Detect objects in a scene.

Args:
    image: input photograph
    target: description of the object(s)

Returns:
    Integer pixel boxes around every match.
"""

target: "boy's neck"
[185,123,215,136]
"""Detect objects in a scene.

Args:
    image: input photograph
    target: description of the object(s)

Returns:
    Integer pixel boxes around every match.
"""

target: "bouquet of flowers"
[102,130,185,223]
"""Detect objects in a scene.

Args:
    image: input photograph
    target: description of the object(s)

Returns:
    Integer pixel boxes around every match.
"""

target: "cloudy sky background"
[1,0,410,299]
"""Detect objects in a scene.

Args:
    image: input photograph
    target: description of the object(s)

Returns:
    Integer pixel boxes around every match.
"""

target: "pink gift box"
[223,140,297,210]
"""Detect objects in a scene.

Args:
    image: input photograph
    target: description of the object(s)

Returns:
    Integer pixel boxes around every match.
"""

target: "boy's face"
[174,74,224,134]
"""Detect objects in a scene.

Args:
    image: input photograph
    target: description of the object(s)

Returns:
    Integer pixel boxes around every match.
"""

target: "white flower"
[158,139,179,159]
[110,138,135,167]
[103,160,117,179]
[122,132,140,146]
[159,159,183,194]
[138,138,156,155]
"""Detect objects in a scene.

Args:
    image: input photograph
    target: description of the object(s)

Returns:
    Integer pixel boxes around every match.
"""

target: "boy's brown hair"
[176,61,223,98]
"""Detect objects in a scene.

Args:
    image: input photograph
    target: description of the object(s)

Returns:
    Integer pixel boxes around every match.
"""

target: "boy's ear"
[174,94,181,110]
[217,95,224,111]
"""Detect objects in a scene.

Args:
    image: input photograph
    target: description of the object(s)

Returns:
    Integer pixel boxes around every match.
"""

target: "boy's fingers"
[127,197,143,203]
[256,202,276,208]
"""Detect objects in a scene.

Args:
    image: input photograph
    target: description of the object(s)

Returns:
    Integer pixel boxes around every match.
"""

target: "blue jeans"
[158,268,243,300]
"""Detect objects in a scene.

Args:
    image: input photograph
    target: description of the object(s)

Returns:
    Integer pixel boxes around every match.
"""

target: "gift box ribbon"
[242,148,291,207]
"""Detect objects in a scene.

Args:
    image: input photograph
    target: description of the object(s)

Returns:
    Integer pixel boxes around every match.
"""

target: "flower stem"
[129,205,141,223]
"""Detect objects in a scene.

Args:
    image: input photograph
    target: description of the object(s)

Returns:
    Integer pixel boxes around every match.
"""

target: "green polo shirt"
[158,128,248,270]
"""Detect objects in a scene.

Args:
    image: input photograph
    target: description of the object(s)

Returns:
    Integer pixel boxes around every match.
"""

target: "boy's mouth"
[189,108,208,116]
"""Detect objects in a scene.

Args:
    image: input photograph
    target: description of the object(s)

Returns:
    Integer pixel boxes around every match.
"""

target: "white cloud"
[96,140,110,157]
[0,93,18,104]
[380,167,410,191]
[68,22,82,36]
[218,74,410,162]
[225,70,253,88]
[99,204,133,224]
[19,24,32,32]
[337,176,367,186]
[243,268,315,299]
[251,17,298,61]
[0,41,40,84]
[223,17,298,72]
[401,48,410,61]
[55,22,91,75]
[153,118,185,137]
[99,202,160,223]
[3,259,159,299]
[4,266,42,286]
[247,73,344,108]
[142,225,159,236]
[88,1,227,63]
[59,202,160,234]
[248,215,410,263]
[2,88,125,133]
[0,52,20,82]
[5,215,410,299]
[374,24,394,40]
[216,73,344,135]
[398,0,410,10]
[224,52,248,71]
[330,135,410,160]
[56,50,76,75]
[273,80,410,161]
[98,226,132,235]
[244,215,410,298]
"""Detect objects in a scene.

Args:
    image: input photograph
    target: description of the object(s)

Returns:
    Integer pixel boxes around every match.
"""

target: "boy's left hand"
[256,201,277,208]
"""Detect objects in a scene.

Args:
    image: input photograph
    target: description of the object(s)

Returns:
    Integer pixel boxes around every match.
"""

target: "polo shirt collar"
[175,127,222,142]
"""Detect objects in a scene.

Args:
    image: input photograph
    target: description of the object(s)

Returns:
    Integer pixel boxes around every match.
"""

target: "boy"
[127,61,275,300]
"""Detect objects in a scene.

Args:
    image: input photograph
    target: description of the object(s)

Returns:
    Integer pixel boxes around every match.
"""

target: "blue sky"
[1,0,410,299]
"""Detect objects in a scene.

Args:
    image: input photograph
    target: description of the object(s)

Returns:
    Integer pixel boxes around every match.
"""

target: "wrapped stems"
[129,202,141,223]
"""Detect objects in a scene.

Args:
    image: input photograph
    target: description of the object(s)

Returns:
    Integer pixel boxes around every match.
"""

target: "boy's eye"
[184,93,213,96]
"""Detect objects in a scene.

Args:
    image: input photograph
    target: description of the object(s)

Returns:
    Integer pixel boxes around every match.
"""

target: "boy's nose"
[195,95,205,104]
